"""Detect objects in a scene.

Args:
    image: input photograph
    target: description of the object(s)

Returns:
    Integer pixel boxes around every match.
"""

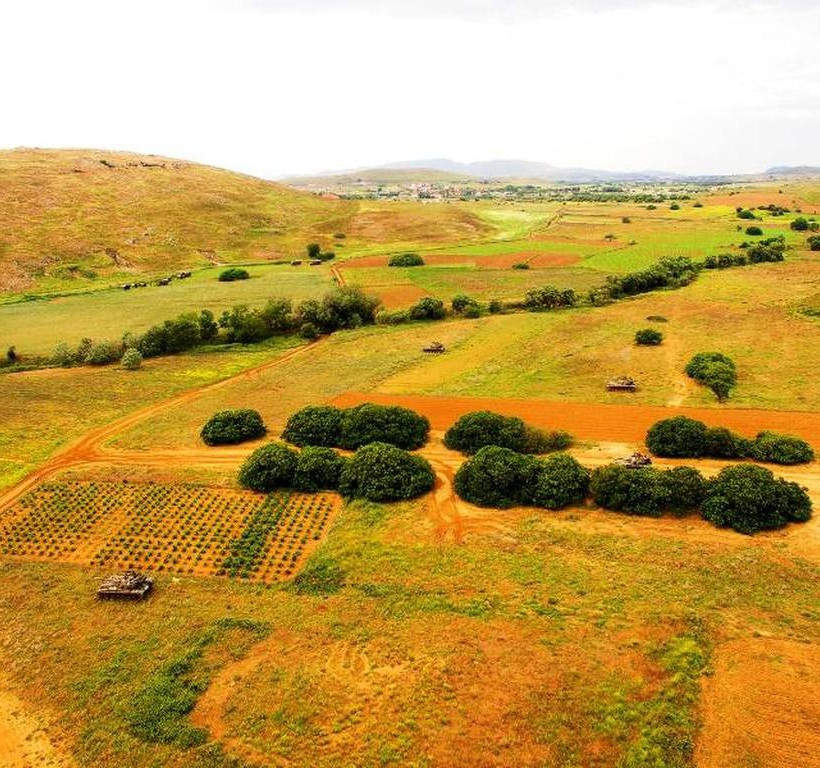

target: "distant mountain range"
[285,159,820,185]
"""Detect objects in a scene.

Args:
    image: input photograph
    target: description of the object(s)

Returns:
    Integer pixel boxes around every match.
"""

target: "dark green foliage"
[293,558,345,595]
[748,431,814,465]
[746,235,786,263]
[121,347,143,370]
[138,313,202,357]
[662,466,707,515]
[669,202,680,211]
[339,442,435,501]
[807,234,820,251]
[791,217,810,231]
[6,346,17,363]
[299,322,319,340]
[318,250,335,262]
[452,294,479,314]
[444,411,525,454]
[704,426,752,459]
[702,253,748,269]
[488,299,503,314]
[523,285,577,311]
[646,417,708,458]
[339,403,430,450]
[198,309,219,341]
[219,305,270,344]
[745,226,763,236]
[522,453,590,510]
[307,285,381,332]
[702,464,811,534]
[603,256,698,300]
[306,243,322,259]
[409,297,446,321]
[293,447,347,491]
[388,252,424,267]
[512,262,530,270]
[258,297,295,333]
[737,209,756,220]
[218,267,250,281]
[282,405,343,447]
[635,328,663,345]
[522,426,573,454]
[238,443,298,492]
[201,409,266,446]
[463,303,482,319]
[685,352,737,401]
[454,446,536,508]
[589,465,672,517]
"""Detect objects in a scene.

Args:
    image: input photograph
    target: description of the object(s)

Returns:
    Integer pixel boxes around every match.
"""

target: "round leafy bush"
[445,411,527,454]
[339,403,429,450]
[662,466,707,514]
[589,465,672,517]
[339,442,435,501]
[748,431,814,465]
[238,442,298,491]
[791,217,810,231]
[84,340,123,365]
[121,348,143,370]
[299,322,320,340]
[454,446,536,508]
[202,409,267,446]
[808,234,820,251]
[646,416,708,458]
[704,426,751,459]
[409,297,446,321]
[685,352,737,401]
[635,328,663,346]
[218,267,250,281]
[388,252,424,267]
[522,453,589,510]
[745,226,763,236]
[282,405,343,447]
[293,447,347,492]
[701,464,811,534]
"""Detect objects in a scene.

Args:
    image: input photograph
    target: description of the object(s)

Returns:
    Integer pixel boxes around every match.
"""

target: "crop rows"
[0,481,338,582]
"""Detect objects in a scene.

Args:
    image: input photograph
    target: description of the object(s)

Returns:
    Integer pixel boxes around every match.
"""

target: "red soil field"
[331,392,820,446]
[703,191,819,213]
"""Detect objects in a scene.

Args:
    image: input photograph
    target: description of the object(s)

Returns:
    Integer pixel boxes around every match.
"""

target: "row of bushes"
[685,351,737,401]
[282,403,430,451]
[454,447,811,534]
[51,286,381,367]
[388,252,424,267]
[238,441,434,501]
[646,416,814,464]
[454,447,588,509]
[443,410,571,455]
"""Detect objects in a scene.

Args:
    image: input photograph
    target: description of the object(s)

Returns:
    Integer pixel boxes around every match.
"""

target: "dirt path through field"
[0,677,73,768]
[0,341,324,513]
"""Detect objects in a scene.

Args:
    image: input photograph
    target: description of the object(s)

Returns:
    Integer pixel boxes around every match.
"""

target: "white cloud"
[1,0,818,176]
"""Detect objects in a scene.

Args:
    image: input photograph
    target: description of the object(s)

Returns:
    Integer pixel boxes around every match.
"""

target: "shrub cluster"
[292,447,348,492]
[596,256,698,303]
[283,403,429,450]
[590,464,706,517]
[702,253,749,269]
[201,409,267,446]
[635,328,663,345]
[239,443,299,492]
[218,267,250,281]
[807,234,820,251]
[790,217,819,232]
[745,235,786,263]
[645,416,813,464]
[454,447,588,510]
[452,294,481,317]
[339,442,435,501]
[306,243,335,261]
[443,410,571,455]
[388,252,424,267]
[745,225,763,236]
[685,351,737,401]
[523,286,577,311]
[702,464,811,534]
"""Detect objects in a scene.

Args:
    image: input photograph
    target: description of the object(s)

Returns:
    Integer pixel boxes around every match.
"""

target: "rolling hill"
[0,148,354,292]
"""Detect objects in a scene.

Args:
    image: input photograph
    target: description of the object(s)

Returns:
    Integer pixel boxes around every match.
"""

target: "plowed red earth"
[331,391,820,445]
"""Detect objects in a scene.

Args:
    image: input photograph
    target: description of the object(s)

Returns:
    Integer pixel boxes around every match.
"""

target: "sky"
[1,0,819,178]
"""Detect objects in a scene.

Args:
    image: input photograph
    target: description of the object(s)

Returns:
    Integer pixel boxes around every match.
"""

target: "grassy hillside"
[0,148,356,292]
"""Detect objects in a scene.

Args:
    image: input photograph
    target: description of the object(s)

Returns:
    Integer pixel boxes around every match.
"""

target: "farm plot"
[0,481,338,582]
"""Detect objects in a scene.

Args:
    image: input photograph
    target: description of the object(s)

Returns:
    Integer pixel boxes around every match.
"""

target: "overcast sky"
[2,0,819,177]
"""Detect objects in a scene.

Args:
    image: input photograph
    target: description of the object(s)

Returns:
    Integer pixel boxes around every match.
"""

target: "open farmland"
[2,158,820,768]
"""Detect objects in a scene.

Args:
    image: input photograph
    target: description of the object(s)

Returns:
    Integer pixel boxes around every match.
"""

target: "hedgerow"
[444,410,571,455]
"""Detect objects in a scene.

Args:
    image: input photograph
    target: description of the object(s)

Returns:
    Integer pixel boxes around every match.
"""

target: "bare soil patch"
[697,638,820,768]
